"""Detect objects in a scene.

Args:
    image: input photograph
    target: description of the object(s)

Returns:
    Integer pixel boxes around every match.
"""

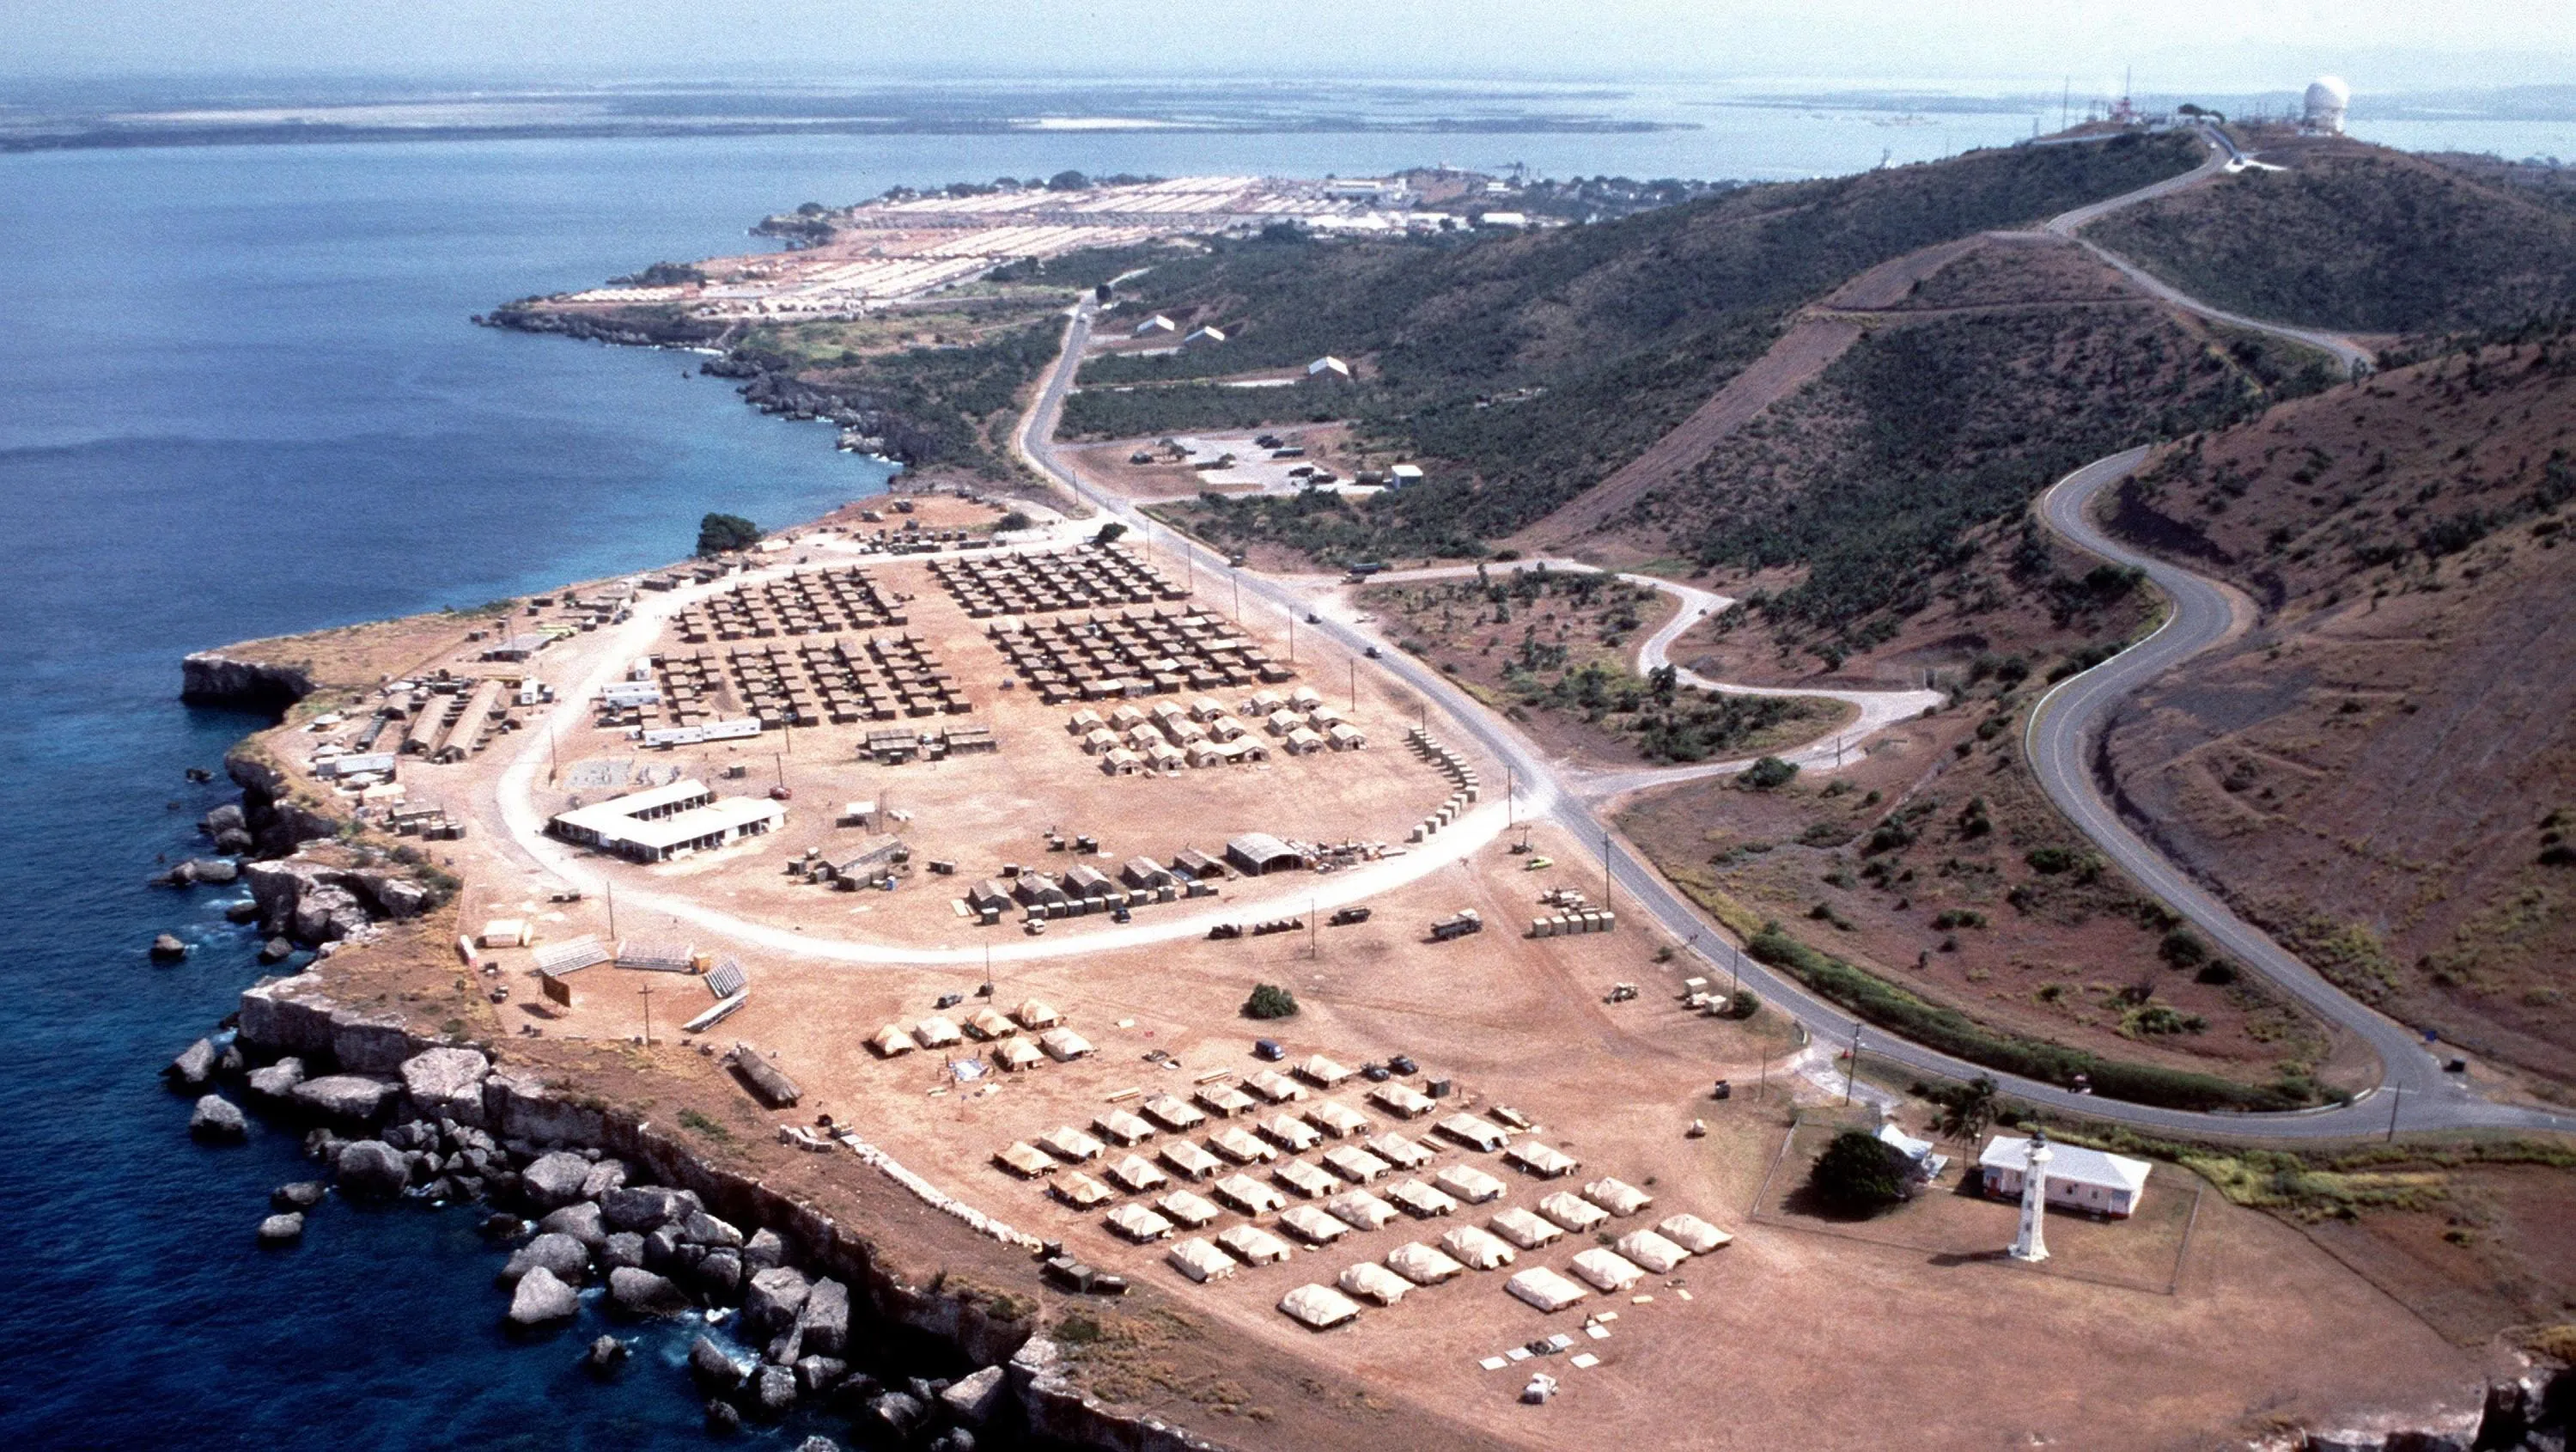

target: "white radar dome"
[2304,76,2350,133]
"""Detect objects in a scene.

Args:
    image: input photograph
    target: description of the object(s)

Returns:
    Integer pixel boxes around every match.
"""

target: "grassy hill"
[2103,332,2576,1095]
[1082,133,2202,556]
[2086,137,2576,336]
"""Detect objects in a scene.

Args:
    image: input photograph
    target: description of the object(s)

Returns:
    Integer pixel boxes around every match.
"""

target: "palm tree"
[1936,1075,2001,1144]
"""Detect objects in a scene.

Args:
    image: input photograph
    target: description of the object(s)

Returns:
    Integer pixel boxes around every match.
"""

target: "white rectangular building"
[1976,1135,2151,1218]
[549,778,784,863]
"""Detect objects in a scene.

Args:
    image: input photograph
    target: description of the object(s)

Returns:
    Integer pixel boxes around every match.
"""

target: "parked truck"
[1429,909,1483,943]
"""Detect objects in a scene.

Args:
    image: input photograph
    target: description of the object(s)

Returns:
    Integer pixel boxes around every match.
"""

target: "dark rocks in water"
[167,1038,218,1088]
[271,1181,327,1211]
[703,1399,741,1437]
[301,1126,342,1162]
[216,1042,245,1076]
[600,1185,698,1234]
[246,1057,305,1101]
[599,1231,647,1272]
[927,1431,977,1452]
[688,1334,744,1392]
[868,1390,928,1438]
[506,1266,579,1327]
[189,1094,247,1142]
[214,827,255,856]
[746,1364,797,1419]
[518,1150,592,1211]
[180,653,313,713]
[149,934,187,961]
[498,1231,588,1288]
[795,1438,843,1452]
[291,1074,397,1125]
[607,1266,691,1319]
[793,1355,846,1396]
[187,857,240,885]
[797,1278,850,1357]
[583,1335,628,1378]
[941,1365,1008,1426]
[201,802,244,836]
[679,1210,744,1248]
[740,1266,811,1344]
[223,900,262,924]
[256,1212,305,1246]
[332,1139,410,1199]
[478,1212,528,1242]
[740,1228,787,1273]
[187,766,219,785]
[691,1248,743,1299]
[537,1201,605,1249]
[258,938,294,965]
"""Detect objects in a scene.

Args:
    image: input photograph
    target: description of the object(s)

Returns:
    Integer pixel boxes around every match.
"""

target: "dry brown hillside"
[2103,338,2576,1095]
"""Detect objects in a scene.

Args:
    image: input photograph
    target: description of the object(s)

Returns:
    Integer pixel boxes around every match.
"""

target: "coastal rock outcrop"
[190,1094,247,1141]
[506,1266,579,1327]
[245,1057,306,1101]
[498,1232,588,1288]
[272,1181,326,1211]
[257,1212,305,1245]
[538,1201,606,1249]
[399,1047,490,1125]
[585,1335,628,1377]
[521,1151,594,1211]
[333,1139,411,1199]
[740,1266,811,1344]
[292,1073,397,1125]
[609,1266,691,1318]
[180,653,313,713]
[168,1038,218,1088]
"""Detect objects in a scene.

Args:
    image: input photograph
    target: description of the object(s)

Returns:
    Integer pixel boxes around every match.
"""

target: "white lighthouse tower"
[2009,1130,2053,1263]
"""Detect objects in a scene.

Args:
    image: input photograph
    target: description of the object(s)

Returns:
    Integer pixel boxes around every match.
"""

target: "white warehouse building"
[549,778,783,863]
[1977,1135,2153,1218]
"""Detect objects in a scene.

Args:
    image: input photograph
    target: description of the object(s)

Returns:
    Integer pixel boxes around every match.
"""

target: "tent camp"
[911,1016,964,1049]
[1584,1177,1653,1217]
[1105,1204,1176,1243]
[1158,1190,1223,1229]
[1307,1101,1372,1138]
[1506,1266,1589,1313]
[1105,1155,1170,1194]
[1261,1113,1324,1154]
[1324,1146,1393,1184]
[1440,1224,1516,1270]
[1539,1191,1611,1234]
[1387,1180,1461,1219]
[1245,1069,1306,1103]
[1657,1213,1733,1254]
[1296,1054,1354,1088]
[1214,1174,1287,1216]
[991,1036,1044,1073]
[1094,1109,1157,1146]
[1277,1283,1361,1331]
[1615,1229,1690,1275]
[1142,1094,1208,1132]
[1276,1159,1340,1200]
[965,1006,1018,1040]
[1386,1241,1466,1285]
[1168,1237,1235,1283]
[1220,1224,1294,1266]
[1327,1190,1400,1232]
[1054,1173,1116,1209]
[1038,1028,1096,1062]
[1366,1132,1434,1170]
[1160,1141,1222,1181]
[1368,1084,1436,1120]
[1279,1205,1349,1246]
[1038,1126,1105,1162]
[1014,998,1063,1029]
[1435,1113,1512,1153]
[1490,1205,1564,1249]
[994,1143,1055,1179]
[1434,1164,1507,1205]
[1570,1248,1647,1293]
[868,1023,917,1058]
[1210,1126,1277,1164]
[1506,1141,1580,1179]
[1337,1261,1410,1306]
[1196,1083,1258,1119]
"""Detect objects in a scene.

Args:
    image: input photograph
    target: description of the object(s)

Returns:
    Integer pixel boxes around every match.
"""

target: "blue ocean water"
[0,95,2549,1449]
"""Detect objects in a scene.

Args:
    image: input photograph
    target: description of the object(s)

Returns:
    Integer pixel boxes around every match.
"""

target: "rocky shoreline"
[180,651,316,713]
[167,966,1228,1451]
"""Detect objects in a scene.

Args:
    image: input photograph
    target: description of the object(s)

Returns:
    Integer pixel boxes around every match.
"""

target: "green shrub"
[1242,984,1299,1020]
[696,512,761,556]
[1806,1129,1915,1211]
[1740,756,1798,790]
[997,510,1032,531]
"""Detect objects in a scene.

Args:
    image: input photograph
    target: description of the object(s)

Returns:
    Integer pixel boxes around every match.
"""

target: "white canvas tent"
[1168,1237,1235,1283]
[1657,1213,1733,1254]
[1569,1248,1647,1292]
[1584,1176,1653,1217]
[1440,1224,1516,1270]
[1337,1261,1410,1306]
[1538,1191,1609,1233]
[1279,1205,1349,1246]
[1616,1229,1690,1274]
[1489,1205,1564,1249]
[1434,1164,1507,1205]
[1506,1266,1588,1313]
[1386,1241,1466,1285]
[1277,1283,1361,1330]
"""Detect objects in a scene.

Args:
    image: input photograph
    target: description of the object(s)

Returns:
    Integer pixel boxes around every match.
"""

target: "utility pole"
[605,879,618,942]
[546,728,559,785]
[2385,1084,2402,1143]
[638,979,655,1046]
[1842,1022,1862,1105]
[1506,765,1514,831]
[1310,896,1318,959]
[1601,827,1613,914]
[1287,613,1294,664]
[1232,570,1240,622]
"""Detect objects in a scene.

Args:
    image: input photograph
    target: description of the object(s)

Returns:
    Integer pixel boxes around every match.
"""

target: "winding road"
[1002,130,2573,1142]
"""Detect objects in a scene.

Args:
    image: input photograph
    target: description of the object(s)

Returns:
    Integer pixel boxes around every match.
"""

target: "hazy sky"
[4,0,2570,92]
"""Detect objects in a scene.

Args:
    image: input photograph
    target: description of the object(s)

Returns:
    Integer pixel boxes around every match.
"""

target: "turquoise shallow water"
[0,95,2540,1447]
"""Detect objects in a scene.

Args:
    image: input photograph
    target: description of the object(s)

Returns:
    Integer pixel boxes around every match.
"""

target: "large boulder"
[272,1181,327,1211]
[291,1074,398,1125]
[186,857,240,884]
[167,1039,218,1088]
[399,1047,490,1126]
[290,883,369,944]
[333,1139,411,1199]
[691,1249,744,1299]
[746,1364,798,1419]
[795,1356,847,1396]
[608,1266,691,1318]
[600,1232,648,1272]
[740,1228,787,1273]
[538,1201,606,1250]
[796,1278,850,1357]
[520,1151,594,1211]
[257,1212,305,1246]
[600,1186,698,1234]
[679,1211,744,1248]
[150,934,188,961]
[941,1366,1007,1426]
[498,1232,588,1288]
[584,1335,628,1379]
[189,1094,247,1142]
[580,1159,626,1199]
[245,1057,306,1101]
[740,1266,812,1344]
[202,802,247,838]
[868,1391,928,1438]
[506,1266,579,1327]
[688,1335,745,1392]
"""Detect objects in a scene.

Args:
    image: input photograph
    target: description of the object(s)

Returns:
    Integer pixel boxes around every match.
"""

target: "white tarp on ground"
[1339,1261,1410,1306]
[1327,1190,1398,1231]
[1440,1223,1518,1270]
[1158,1190,1222,1228]
[1584,1176,1653,1217]
[1658,1213,1733,1254]
[1279,1205,1349,1245]
[1278,1282,1361,1330]
[1570,1247,1647,1292]
[1616,1229,1690,1274]
[1490,1205,1564,1248]
[1434,1164,1507,1205]
[1106,1204,1176,1242]
[1507,1266,1589,1313]
[1386,1241,1466,1285]
[1539,1191,1610,1234]
[1220,1223,1294,1266]
[1168,1237,1235,1283]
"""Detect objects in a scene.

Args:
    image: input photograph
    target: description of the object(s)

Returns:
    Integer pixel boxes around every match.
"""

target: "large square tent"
[1210,1126,1277,1165]
[1105,1155,1170,1195]
[1038,1126,1105,1162]
[1489,1205,1564,1249]
[1337,1261,1410,1307]
[1307,1101,1370,1138]
[1367,1083,1436,1120]
[1038,1028,1096,1062]
[1013,998,1063,1030]
[1570,1248,1647,1293]
[1440,1224,1517,1270]
[1366,1132,1434,1170]
[1506,1265,1589,1313]
[1434,1113,1512,1153]
[1278,1205,1350,1246]
[1157,1189,1223,1229]
[1196,1083,1258,1119]
[1276,1160,1340,1200]
[1105,1204,1176,1242]
[1616,1229,1690,1275]
[1142,1094,1208,1132]
[1093,1109,1156,1145]
[910,1016,964,1050]
[1220,1223,1295,1266]
[965,1006,1018,1040]
[1053,1173,1116,1210]
[1160,1141,1223,1181]
[1213,1174,1287,1216]
[1245,1069,1306,1104]
[1538,1191,1610,1234]
[1657,1213,1733,1254]
[868,1023,917,1058]
[1168,1237,1235,1283]
[990,1037,1044,1073]
[1583,1176,1653,1217]
[1434,1163,1507,1205]
[1386,1179,1461,1219]
[1385,1241,1466,1286]
[994,1143,1055,1179]
[1261,1113,1323,1154]
[1297,1055,1355,1089]
[1277,1283,1361,1331]
[1324,1145,1393,1183]
[1327,1190,1399,1232]
[1505,1141,1580,1179]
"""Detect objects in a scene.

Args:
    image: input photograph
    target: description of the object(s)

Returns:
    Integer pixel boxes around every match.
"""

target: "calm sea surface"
[0,101,2552,1448]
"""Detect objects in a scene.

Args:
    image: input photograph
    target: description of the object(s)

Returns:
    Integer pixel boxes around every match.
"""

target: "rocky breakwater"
[186,967,1233,1451]
[180,652,314,714]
